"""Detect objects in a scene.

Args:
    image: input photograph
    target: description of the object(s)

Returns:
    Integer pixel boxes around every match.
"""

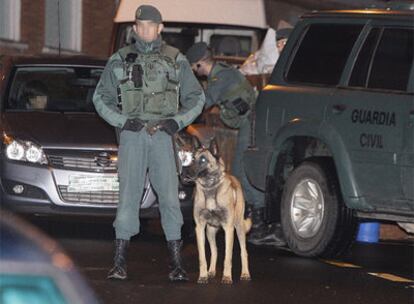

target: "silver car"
[0,56,193,217]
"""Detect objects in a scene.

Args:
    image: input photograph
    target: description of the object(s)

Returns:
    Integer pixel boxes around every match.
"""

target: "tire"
[280,159,358,258]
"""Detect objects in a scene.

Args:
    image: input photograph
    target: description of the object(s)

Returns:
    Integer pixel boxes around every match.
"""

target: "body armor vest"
[213,63,256,129]
[118,44,180,120]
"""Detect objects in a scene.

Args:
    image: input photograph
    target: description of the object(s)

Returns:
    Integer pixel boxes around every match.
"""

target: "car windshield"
[6,66,103,113]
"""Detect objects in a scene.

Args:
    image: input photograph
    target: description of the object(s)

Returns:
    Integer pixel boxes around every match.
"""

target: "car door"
[328,23,414,213]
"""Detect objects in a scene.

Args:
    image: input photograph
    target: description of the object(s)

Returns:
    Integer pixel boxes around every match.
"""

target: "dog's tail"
[230,175,253,233]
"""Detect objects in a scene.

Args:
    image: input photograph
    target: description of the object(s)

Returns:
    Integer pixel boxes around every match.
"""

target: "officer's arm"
[93,55,128,128]
[172,54,205,130]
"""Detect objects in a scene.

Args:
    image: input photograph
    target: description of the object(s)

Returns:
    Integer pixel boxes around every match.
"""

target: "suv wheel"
[280,159,357,258]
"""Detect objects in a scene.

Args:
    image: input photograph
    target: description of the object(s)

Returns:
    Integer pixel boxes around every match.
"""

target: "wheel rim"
[290,178,325,238]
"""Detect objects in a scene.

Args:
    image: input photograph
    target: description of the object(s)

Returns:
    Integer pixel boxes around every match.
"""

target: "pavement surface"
[29,218,414,304]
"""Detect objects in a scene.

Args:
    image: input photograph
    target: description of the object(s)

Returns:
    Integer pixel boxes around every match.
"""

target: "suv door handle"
[332,104,347,114]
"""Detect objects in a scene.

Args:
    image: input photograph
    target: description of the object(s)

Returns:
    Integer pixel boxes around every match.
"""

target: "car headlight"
[5,141,25,161]
[25,144,43,163]
[4,136,47,165]
[178,150,193,167]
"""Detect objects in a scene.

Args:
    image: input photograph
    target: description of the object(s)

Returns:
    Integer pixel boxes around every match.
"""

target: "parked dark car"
[244,7,414,258]
[0,56,193,217]
[0,211,100,304]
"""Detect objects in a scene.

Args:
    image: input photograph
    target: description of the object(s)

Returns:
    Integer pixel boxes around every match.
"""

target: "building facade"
[0,0,117,59]
[1,0,374,59]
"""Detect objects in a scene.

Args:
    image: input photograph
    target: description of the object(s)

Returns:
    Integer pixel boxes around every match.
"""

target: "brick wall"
[82,0,117,59]
[0,0,46,56]
[21,0,46,54]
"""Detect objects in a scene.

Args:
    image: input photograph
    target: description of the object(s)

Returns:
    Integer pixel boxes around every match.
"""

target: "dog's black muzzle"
[181,162,208,184]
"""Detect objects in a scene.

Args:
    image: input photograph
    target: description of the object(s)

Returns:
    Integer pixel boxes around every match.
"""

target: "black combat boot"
[248,208,286,247]
[167,239,189,282]
[107,239,129,280]
[257,223,287,247]
[248,207,267,243]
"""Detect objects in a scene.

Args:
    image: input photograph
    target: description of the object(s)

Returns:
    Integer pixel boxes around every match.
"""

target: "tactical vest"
[117,44,180,121]
[213,63,256,129]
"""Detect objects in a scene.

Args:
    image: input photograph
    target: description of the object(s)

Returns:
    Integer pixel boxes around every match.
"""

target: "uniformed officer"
[276,28,292,54]
[186,42,271,243]
[93,5,205,282]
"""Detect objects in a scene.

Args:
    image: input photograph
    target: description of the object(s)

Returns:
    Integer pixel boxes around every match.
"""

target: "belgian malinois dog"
[183,139,252,284]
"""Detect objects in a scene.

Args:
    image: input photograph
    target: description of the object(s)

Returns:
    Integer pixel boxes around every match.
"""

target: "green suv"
[244,8,414,258]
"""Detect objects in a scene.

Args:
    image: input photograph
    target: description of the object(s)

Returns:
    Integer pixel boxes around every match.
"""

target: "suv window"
[286,24,363,86]
[350,27,414,92]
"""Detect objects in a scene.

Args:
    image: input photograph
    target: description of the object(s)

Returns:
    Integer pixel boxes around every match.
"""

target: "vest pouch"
[120,82,143,118]
[143,90,178,116]
[220,106,241,129]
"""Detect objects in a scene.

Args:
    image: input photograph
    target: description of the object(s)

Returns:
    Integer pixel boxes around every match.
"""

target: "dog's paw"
[221,276,233,284]
[208,271,216,279]
[240,273,251,281]
[197,276,209,284]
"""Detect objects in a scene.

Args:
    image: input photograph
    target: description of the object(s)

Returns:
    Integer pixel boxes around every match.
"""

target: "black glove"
[158,119,179,136]
[232,98,250,115]
[122,118,144,132]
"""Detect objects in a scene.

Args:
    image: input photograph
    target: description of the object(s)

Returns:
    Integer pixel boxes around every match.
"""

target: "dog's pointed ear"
[192,135,202,150]
[209,139,220,158]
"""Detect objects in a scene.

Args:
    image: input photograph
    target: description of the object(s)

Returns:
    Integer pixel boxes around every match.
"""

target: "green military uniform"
[93,33,205,241]
[205,62,265,209]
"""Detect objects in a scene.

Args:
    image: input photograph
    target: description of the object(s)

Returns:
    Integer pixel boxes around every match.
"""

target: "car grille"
[58,186,119,205]
[47,150,117,173]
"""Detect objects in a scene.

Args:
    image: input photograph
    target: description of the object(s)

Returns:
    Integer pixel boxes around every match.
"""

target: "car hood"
[2,112,117,149]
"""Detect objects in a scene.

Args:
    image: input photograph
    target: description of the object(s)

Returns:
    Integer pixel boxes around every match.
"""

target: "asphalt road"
[30,218,414,304]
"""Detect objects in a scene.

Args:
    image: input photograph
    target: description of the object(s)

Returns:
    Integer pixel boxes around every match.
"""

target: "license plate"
[68,174,119,193]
